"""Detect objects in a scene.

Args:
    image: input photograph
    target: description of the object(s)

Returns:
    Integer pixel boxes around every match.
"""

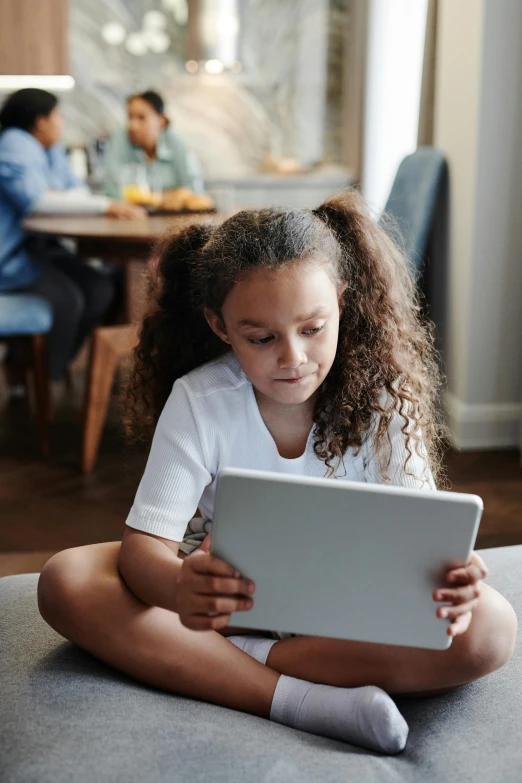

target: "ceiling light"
[166,0,188,25]
[125,33,148,56]
[0,75,75,91]
[147,30,171,54]
[188,0,239,68]
[101,22,126,46]
[204,59,224,74]
[143,11,167,29]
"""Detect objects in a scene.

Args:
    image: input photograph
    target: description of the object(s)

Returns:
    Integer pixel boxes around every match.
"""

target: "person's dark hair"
[128,90,167,118]
[126,191,445,484]
[0,88,58,132]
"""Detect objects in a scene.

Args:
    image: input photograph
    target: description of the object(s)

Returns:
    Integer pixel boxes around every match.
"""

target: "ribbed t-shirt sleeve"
[125,378,212,541]
[363,406,436,490]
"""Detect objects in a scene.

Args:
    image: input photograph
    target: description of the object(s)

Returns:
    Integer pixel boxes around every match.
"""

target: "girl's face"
[206,262,343,409]
[127,98,166,150]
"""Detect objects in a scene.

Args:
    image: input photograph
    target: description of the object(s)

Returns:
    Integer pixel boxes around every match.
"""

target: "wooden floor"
[1,374,522,577]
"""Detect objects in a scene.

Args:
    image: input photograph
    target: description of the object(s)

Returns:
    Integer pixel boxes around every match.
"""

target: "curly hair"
[125,191,445,485]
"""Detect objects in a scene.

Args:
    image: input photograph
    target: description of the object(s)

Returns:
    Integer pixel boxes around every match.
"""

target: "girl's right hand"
[176,535,256,631]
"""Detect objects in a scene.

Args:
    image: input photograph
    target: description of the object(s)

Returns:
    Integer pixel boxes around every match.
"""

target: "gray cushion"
[1,547,521,783]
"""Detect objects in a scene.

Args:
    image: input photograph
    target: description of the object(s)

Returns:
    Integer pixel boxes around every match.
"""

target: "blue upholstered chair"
[0,294,53,456]
[381,147,448,273]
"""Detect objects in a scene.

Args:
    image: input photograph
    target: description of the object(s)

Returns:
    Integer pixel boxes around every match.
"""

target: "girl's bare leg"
[39,543,517,709]
[265,580,517,696]
[38,543,279,717]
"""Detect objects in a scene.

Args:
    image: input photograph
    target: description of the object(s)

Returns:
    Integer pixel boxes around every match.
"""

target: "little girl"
[38,193,517,754]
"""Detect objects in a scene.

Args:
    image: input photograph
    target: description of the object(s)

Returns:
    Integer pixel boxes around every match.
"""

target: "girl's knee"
[459,588,517,682]
[38,543,121,634]
[38,550,79,633]
[484,592,518,672]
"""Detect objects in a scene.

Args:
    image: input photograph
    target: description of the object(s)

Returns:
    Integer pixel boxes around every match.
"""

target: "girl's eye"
[248,325,325,345]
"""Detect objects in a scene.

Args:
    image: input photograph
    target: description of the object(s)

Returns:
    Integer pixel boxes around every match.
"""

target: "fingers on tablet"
[447,611,473,636]
[433,584,480,604]
[437,598,479,619]
[196,595,253,613]
[200,575,254,597]
[470,551,489,578]
[447,563,483,584]
[192,554,239,578]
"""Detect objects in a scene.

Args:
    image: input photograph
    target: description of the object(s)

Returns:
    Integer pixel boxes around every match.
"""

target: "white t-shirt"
[126,352,435,552]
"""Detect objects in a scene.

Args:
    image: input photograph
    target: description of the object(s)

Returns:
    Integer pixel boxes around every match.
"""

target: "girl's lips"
[276,376,306,384]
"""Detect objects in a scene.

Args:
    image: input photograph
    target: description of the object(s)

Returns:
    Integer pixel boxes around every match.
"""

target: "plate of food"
[123,186,216,214]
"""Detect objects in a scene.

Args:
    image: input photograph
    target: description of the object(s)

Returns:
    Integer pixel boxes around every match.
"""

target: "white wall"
[434,0,522,448]
[361,0,428,213]
[432,0,485,405]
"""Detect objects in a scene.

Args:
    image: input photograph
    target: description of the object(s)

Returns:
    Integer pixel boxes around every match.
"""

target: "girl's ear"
[204,308,231,344]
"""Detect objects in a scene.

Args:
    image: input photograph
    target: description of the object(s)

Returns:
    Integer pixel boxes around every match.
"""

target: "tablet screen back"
[211,468,483,650]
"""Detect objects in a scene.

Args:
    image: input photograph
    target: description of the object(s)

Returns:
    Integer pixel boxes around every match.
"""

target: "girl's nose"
[278,340,306,369]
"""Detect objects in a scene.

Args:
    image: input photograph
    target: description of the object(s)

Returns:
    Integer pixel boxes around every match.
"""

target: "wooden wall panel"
[341,0,368,181]
[0,0,69,75]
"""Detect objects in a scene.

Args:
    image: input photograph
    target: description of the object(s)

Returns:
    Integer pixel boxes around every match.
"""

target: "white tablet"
[211,468,483,650]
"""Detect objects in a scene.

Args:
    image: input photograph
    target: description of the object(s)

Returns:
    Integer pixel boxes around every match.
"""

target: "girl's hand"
[106,201,147,219]
[176,535,255,631]
[433,551,489,637]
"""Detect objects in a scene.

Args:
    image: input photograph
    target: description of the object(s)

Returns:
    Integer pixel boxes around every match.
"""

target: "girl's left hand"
[433,551,489,637]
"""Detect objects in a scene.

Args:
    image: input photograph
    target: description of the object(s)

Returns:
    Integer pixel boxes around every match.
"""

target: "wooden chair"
[81,260,146,473]
[81,323,139,473]
[0,293,53,456]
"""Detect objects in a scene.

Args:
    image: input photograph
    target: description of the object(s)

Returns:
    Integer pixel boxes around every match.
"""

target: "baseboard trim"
[443,392,522,450]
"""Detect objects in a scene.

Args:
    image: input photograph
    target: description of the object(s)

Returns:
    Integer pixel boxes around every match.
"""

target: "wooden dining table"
[22,211,227,472]
[22,213,225,317]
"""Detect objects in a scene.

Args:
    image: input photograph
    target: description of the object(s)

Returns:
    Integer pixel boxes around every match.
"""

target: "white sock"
[270,675,408,754]
[227,634,278,665]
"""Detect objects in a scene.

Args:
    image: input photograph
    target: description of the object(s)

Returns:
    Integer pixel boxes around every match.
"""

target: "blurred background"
[1,0,521,577]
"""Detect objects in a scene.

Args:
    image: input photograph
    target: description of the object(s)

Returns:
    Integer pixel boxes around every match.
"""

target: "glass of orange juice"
[120,164,159,205]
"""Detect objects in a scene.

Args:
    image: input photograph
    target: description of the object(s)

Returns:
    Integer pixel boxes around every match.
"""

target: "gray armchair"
[381,146,448,274]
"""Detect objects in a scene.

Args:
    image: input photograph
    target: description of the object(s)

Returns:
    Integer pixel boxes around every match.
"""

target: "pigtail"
[125,223,226,443]
[314,192,419,382]
[313,191,445,485]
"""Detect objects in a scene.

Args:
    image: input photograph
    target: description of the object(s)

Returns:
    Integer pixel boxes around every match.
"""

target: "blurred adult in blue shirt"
[103,90,204,201]
[0,88,144,382]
